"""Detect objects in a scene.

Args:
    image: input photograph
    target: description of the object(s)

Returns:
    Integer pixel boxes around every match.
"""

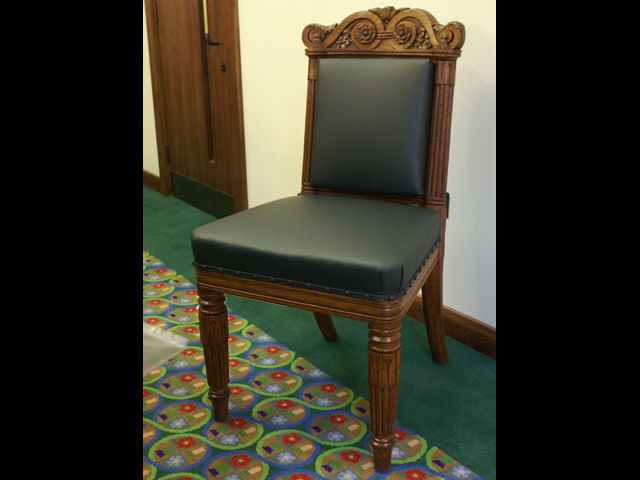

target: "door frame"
[143,0,248,213]
[144,0,173,197]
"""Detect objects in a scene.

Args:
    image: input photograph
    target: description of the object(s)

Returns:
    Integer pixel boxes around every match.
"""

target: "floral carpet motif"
[143,251,484,480]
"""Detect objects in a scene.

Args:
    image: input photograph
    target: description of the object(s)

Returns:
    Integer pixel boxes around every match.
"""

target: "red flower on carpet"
[342,451,361,463]
[183,326,197,333]
[146,317,159,324]
[186,307,197,313]
[330,414,348,424]
[143,389,150,398]
[229,336,237,343]
[150,299,162,305]
[231,454,251,467]
[405,470,426,480]
[182,348,196,356]
[321,384,337,392]
[266,346,281,354]
[230,386,244,395]
[292,474,312,480]
[229,418,247,429]
[228,315,235,321]
[395,429,407,441]
[180,373,196,382]
[276,400,294,410]
[271,371,287,380]
[153,283,165,288]
[156,268,167,273]
[179,403,196,413]
[282,433,302,445]
[186,290,197,296]
[176,437,195,448]
[229,359,240,367]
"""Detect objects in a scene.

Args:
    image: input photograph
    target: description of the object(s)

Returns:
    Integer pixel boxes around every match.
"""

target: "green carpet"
[143,186,496,480]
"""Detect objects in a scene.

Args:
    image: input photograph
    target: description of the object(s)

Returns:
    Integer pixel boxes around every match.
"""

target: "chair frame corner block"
[194,6,465,473]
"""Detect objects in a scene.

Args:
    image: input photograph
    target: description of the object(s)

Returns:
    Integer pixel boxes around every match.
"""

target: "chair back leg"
[197,288,231,422]
[368,319,402,473]
[313,312,339,341]
[422,259,448,365]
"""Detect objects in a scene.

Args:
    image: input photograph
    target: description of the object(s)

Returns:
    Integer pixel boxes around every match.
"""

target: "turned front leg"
[197,288,230,422]
[368,320,402,473]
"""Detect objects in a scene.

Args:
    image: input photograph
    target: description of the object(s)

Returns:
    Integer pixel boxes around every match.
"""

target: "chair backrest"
[310,57,436,197]
[300,6,465,249]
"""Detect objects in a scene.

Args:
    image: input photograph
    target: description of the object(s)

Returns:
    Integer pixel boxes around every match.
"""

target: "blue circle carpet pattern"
[143,250,484,480]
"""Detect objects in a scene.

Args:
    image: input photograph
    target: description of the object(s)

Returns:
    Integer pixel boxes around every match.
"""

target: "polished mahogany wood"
[313,312,339,342]
[422,258,448,364]
[197,289,230,421]
[194,7,465,473]
[368,318,402,471]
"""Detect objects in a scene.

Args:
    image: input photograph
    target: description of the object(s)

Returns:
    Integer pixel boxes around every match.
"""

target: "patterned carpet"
[143,250,484,480]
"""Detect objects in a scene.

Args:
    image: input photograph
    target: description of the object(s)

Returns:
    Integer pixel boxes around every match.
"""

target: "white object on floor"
[143,322,189,375]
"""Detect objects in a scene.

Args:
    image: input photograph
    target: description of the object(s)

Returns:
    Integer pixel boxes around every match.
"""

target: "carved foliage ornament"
[302,6,465,54]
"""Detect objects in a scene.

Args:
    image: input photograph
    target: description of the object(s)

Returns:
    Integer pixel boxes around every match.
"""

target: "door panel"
[157,0,212,180]
[149,0,248,217]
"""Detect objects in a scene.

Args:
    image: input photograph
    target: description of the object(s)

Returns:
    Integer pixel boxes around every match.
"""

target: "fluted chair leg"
[313,312,339,341]
[197,288,231,422]
[368,319,402,473]
[422,259,448,365]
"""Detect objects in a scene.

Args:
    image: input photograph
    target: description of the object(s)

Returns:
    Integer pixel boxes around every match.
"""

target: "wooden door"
[145,0,248,217]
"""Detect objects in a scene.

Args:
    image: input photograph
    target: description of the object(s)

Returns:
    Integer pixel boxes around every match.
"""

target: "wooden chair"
[191,6,465,473]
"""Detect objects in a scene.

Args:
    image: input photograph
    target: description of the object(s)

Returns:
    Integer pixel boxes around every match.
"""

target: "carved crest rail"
[302,6,465,57]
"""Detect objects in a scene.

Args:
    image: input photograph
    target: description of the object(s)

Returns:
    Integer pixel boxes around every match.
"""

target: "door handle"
[202,0,220,46]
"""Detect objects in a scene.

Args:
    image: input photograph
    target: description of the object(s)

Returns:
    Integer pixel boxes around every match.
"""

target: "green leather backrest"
[310,58,436,197]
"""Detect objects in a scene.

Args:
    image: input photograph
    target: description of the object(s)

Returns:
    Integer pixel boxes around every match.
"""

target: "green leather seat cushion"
[191,195,441,301]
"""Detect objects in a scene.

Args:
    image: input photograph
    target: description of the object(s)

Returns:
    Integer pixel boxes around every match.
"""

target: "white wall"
[143,3,160,176]
[142,1,496,327]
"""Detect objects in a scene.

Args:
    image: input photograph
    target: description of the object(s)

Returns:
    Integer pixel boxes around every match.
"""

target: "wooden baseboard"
[143,169,161,192]
[406,297,496,359]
